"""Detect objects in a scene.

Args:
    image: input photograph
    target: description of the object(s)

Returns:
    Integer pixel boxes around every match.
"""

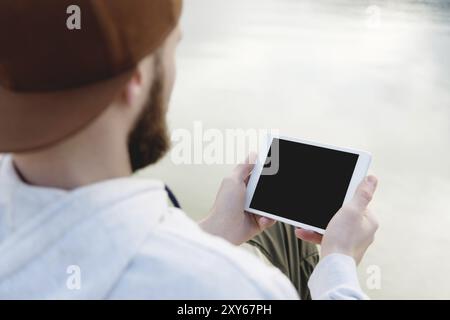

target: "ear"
[122,70,143,107]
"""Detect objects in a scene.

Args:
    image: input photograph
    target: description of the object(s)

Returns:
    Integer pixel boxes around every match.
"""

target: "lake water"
[144,0,450,299]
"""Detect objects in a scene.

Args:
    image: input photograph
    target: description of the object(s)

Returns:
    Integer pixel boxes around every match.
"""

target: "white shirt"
[0,155,367,299]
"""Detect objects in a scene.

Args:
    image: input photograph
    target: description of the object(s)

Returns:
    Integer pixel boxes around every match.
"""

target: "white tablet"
[245,135,372,234]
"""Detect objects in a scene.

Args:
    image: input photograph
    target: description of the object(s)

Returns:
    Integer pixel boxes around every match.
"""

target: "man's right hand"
[295,175,379,265]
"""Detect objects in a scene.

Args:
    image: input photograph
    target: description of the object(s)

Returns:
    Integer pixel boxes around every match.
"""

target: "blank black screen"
[250,138,359,230]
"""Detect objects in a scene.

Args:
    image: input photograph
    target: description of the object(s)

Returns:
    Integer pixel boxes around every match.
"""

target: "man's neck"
[12,124,133,191]
[13,146,132,191]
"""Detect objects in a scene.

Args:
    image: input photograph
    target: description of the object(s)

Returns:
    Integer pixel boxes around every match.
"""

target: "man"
[0,0,378,299]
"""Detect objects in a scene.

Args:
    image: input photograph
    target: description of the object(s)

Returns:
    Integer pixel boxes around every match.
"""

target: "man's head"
[123,27,181,171]
[0,0,182,175]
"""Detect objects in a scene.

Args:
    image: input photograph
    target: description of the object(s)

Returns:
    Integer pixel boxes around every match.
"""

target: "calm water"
[145,0,450,299]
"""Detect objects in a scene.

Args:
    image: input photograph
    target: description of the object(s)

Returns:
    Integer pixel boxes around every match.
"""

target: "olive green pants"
[246,222,319,300]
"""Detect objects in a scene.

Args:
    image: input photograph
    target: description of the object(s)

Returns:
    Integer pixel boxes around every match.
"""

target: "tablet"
[245,135,372,234]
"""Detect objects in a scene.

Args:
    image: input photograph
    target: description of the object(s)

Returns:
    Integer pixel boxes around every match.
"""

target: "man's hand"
[199,155,276,245]
[295,175,379,265]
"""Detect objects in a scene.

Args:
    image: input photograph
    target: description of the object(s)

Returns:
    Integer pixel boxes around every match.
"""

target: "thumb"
[351,175,378,210]
[256,216,276,230]
[232,152,257,181]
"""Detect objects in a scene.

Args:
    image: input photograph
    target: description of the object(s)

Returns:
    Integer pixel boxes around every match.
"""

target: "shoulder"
[108,209,298,300]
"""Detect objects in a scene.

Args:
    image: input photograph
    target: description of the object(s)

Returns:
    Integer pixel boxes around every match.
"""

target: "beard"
[127,55,170,172]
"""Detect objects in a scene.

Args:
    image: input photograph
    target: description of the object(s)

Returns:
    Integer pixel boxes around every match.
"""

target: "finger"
[295,228,323,244]
[244,174,251,186]
[232,152,257,181]
[256,216,276,230]
[351,175,378,211]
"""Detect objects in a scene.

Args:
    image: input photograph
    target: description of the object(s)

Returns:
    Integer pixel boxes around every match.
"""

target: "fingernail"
[366,176,377,186]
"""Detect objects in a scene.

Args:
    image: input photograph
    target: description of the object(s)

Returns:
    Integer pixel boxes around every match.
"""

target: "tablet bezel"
[244,134,372,234]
